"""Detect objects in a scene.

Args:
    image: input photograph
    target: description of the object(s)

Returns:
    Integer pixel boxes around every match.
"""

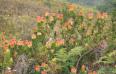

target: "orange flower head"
[55,38,64,46]
[17,40,24,46]
[9,38,17,47]
[101,12,108,19]
[41,71,47,74]
[57,13,63,20]
[63,19,73,30]
[37,16,42,22]
[67,4,76,11]
[71,67,77,73]
[87,11,94,20]
[34,65,40,71]
[37,16,46,23]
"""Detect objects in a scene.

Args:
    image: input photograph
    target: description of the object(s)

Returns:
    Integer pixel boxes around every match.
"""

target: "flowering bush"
[0,32,32,68]
[0,3,115,74]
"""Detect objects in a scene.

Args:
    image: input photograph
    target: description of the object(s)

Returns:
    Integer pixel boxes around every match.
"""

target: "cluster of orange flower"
[33,4,109,74]
[44,11,64,20]
[96,12,108,19]
[87,11,108,20]
[88,11,108,20]
[63,18,74,30]
[35,13,65,47]
[36,12,64,23]
[16,40,32,47]
[70,66,77,73]
[37,16,46,23]
[0,32,32,53]
[67,3,108,20]
[34,62,48,74]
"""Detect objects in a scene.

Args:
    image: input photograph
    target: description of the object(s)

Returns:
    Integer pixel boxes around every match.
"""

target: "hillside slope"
[0,0,51,39]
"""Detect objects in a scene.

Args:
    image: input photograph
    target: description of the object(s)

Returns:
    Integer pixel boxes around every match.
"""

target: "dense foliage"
[0,2,116,74]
